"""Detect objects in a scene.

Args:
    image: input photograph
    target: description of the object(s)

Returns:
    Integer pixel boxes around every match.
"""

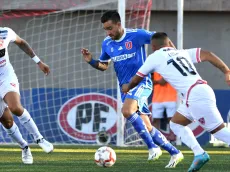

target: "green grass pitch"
[0,145,229,172]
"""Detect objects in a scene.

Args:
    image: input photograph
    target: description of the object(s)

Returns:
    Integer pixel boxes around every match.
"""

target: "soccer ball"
[94,146,116,167]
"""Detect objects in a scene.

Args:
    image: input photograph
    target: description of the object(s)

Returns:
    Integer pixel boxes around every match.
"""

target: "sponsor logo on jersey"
[111,52,136,62]
[57,93,117,142]
[0,30,8,40]
[125,41,132,50]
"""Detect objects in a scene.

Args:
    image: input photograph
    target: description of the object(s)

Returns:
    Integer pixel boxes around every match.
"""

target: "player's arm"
[187,48,230,85]
[152,72,167,85]
[200,50,229,74]
[200,49,230,85]
[81,48,109,71]
[14,35,36,58]
[13,33,50,75]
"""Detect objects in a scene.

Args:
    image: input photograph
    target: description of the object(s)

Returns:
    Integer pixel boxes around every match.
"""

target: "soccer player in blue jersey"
[81,11,183,167]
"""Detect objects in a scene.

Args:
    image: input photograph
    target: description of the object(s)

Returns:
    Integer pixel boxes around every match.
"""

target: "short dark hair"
[151,32,168,40]
[101,11,121,23]
[151,32,169,46]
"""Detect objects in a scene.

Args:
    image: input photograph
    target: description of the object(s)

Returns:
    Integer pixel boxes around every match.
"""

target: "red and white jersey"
[0,27,18,82]
[137,47,203,95]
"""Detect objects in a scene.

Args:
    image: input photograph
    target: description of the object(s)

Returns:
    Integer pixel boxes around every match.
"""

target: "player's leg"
[170,111,209,172]
[142,103,180,155]
[0,106,33,164]
[122,85,161,161]
[151,103,164,129]
[4,90,53,153]
[190,84,230,145]
[122,98,161,161]
[165,102,177,141]
[170,113,209,172]
[141,114,183,168]
[143,102,183,167]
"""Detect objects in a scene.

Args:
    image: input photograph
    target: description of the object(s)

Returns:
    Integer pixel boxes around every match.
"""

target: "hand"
[38,61,50,76]
[122,84,130,93]
[225,71,230,86]
[81,48,92,63]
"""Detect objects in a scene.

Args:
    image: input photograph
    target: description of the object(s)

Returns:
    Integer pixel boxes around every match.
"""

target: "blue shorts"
[121,84,152,115]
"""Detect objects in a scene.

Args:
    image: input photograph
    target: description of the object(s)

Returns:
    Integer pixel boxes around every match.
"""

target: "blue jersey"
[99,28,155,89]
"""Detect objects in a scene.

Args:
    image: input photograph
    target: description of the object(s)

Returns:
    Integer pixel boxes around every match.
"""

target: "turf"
[0,145,229,172]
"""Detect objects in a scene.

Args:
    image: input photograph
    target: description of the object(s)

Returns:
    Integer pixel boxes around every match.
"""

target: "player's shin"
[170,121,204,156]
[150,127,179,155]
[18,109,43,141]
[213,127,230,145]
[3,122,28,148]
[127,113,158,149]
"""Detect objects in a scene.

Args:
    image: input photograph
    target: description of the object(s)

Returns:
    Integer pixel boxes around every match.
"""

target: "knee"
[2,118,13,129]
[121,107,136,118]
[8,104,24,115]
[170,121,185,136]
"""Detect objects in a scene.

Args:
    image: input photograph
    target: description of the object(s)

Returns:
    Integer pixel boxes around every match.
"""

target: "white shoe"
[148,147,162,162]
[37,138,54,153]
[22,146,33,164]
[165,151,184,168]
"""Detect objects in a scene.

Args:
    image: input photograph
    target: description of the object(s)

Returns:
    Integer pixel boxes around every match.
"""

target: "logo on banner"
[125,41,132,50]
[57,93,117,142]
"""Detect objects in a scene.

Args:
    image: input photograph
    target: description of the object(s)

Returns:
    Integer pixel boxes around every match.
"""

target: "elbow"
[200,50,213,62]
[100,69,106,72]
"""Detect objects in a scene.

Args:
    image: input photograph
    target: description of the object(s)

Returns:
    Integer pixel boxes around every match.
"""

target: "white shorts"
[0,79,20,118]
[177,84,223,132]
[151,102,177,118]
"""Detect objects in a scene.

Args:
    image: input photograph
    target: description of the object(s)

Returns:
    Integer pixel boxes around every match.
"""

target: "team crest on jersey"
[125,41,132,50]
[198,117,205,125]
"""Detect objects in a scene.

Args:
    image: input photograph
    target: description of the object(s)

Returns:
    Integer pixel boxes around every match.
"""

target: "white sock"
[213,127,230,145]
[18,109,43,141]
[3,122,28,149]
[170,121,204,156]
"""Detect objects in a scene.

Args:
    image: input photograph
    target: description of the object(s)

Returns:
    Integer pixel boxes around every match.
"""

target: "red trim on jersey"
[186,79,207,107]
[136,72,145,77]
[196,48,201,63]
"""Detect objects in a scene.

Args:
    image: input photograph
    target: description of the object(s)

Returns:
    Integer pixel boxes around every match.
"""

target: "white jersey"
[0,27,18,82]
[137,47,203,95]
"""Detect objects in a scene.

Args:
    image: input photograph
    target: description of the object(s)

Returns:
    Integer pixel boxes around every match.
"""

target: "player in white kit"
[0,27,54,164]
[122,32,230,172]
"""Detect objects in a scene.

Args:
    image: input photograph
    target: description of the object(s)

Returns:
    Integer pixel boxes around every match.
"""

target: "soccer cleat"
[165,151,184,168]
[148,147,162,162]
[22,146,33,164]
[37,138,54,153]
[188,152,210,172]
